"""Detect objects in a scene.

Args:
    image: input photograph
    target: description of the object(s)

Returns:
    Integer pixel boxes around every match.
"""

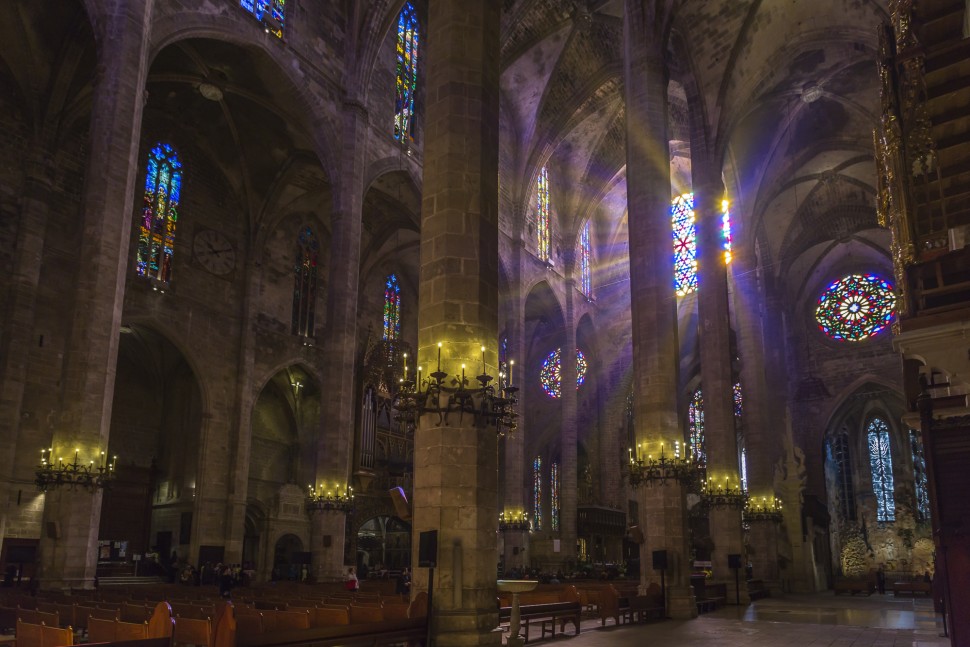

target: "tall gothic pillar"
[502,264,528,571]
[560,279,578,565]
[311,101,369,581]
[0,149,54,550]
[623,1,696,619]
[411,1,502,644]
[694,172,747,602]
[36,0,153,590]
[733,251,782,590]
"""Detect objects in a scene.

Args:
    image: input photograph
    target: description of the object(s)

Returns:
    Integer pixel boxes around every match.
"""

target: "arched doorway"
[272,534,304,581]
[357,516,411,574]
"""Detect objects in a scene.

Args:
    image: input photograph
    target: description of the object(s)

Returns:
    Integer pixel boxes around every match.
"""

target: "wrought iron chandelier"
[306,484,354,514]
[498,510,532,532]
[700,476,748,509]
[35,448,116,492]
[626,443,695,487]
[743,496,784,522]
[393,344,518,435]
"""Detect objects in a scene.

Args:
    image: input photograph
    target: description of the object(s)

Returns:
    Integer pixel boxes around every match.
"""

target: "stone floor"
[518,592,950,647]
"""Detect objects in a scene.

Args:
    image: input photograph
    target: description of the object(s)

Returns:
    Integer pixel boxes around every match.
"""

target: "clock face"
[193,229,236,276]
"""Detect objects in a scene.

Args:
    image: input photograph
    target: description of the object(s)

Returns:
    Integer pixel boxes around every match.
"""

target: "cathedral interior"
[2,0,970,644]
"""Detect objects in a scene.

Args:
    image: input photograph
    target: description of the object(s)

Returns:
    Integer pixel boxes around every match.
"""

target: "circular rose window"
[815,274,896,341]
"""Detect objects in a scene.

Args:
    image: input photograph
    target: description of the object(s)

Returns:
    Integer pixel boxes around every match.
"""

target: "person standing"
[396,567,411,597]
[345,567,359,592]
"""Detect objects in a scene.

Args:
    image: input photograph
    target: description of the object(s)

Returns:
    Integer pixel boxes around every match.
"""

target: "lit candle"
[461,364,465,385]
[74,449,79,464]
[437,342,442,372]
[418,366,422,385]
[481,346,486,375]
[509,359,514,385]
[403,353,408,380]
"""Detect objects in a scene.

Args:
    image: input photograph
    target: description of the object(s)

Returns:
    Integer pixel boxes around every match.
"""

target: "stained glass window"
[240,0,285,38]
[394,2,419,142]
[537,167,551,262]
[688,388,705,465]
[740,447,748,493]
[539,348,588,398]
[910,429,930,522]
[292,227,318,337]
[867,418,895,522]
[672,193,733,295]
[733,381,743,418]
[499,335,509,387]
[137,143,181,285]
[533,456,542,531]
[580,221,591,297]
[830,430,856,521]
[383,274,401,341]
[687,389,707,465]
[816,274,896,341]
[672,193,696,295]
[551,462,560,532]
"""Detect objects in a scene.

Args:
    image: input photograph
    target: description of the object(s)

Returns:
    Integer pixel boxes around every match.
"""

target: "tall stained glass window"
[551,462,560,532]
[383,274,401,341]
[830,430,856,520]
[910,429,930,522]
[537,167,551,262]
[671,193,733,295]
[394,2,419,142]
[816,274,896,341]
[499,335,509,386]
[867,418,895,522]
[733,381,743,418]
[539,348,588,398]
[740,447,748,493]
[580,221,592,297]
[292,227,318,337]
[671,193,697,295]
[240,0,285,38]
[137,143,182,285]
[533,456,542,531]
[688,388,705,465]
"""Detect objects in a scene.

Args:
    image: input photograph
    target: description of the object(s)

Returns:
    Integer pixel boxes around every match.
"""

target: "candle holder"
[743,497,784,523]
[700,479,748,509]
[306,485,354,514]
[35,448,117,492]
[392,346,518,436]
[625,445,696,487]
[498,510,532,532]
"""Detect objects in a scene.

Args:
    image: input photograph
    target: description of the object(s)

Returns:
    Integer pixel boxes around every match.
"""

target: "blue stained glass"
[533,456,542,531]
[580,221,591,296]
[816,274,896,341]
[137,143,181,284]
[240,0,285,38]
[689,388,705,465]
[910,429,930,522]
[395,2,419,141]
[383,274,401,341]
[867,418,895,522]
[539,348,588,398]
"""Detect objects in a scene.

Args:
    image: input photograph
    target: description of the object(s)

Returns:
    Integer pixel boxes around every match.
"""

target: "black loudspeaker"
[418,530,438,568]
[389,487,412,521]
[46,521,59,540]
[652,550,668,570]
[728,553,742,569]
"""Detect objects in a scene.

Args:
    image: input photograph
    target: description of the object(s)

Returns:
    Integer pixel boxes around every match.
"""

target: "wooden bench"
[237,617,426,647]
[893,581,932,597]
[498,601,581,643]
[834,578,874,596]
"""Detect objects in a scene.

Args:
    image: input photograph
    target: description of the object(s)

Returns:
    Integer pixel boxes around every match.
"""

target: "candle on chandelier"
[437,342,442,372]
[403,353,408,380]
[461,364,466,385]
[481,346,486,375]
[509,359,514,385]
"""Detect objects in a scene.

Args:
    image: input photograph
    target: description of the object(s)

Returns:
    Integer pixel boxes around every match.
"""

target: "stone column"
[502,278,528,571]
[0,149,53,550]
[733,251,782,590]
[311,101,368,581]
[36,0,153,590]
[623,0,695,619]
[411,0,501,644]
[694,176,747,603]
[560,280,578,565]
[222,256,260,565]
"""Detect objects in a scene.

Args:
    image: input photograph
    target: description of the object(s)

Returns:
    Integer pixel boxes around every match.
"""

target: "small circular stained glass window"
[815,274,896,341]
[539,348,588,398]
